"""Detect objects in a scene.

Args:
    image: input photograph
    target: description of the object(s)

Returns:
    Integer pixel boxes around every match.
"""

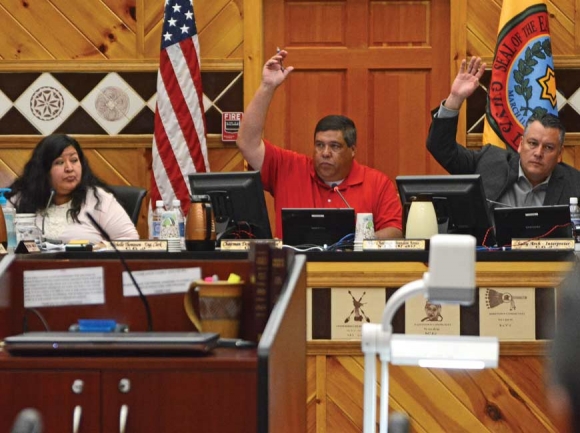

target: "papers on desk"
[122,267,202,297]
[24,267,105,308]
[43,241,66,251]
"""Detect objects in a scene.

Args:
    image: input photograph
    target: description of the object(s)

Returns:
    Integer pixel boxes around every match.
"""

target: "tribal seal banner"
[483,1,557,151]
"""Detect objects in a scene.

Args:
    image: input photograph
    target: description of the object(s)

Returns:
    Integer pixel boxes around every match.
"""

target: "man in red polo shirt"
[236,49,403,240]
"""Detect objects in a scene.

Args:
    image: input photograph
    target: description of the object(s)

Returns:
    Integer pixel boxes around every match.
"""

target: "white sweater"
[8,187,139,243]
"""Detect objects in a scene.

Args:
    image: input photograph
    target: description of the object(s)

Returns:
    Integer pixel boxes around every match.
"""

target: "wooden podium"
[0,253,306,433]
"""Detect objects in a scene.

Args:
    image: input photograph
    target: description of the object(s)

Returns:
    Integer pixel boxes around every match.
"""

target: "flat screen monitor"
[189,171,272,239]
[396,174,493,245]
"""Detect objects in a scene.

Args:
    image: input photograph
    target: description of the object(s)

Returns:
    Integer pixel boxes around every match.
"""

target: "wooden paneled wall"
[0,3,579,430]
[0,0,247,237]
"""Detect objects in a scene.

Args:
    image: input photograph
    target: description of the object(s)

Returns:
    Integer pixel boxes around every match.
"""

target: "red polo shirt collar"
[308,159,364,189]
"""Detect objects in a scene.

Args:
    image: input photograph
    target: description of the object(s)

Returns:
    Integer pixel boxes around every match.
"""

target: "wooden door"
[101,370,258,432]
[0,371,101,432]
[263,0,451,180]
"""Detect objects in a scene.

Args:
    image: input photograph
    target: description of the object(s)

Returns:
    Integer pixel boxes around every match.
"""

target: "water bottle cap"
[156,200,165,208]
[571,197,578,205]
[0,187,11,205]
[172,199,181,206]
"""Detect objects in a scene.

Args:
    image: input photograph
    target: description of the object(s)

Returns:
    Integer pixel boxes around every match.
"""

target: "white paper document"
[24,267,105,308]
[122,267,202,297]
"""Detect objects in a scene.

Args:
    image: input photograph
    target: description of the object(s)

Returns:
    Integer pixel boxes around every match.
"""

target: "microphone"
[331,183,351,208]
[388,412,410,433]
[86,213,153,332]
[41,188,55,239]
[11,408,43,433]
[486,199,513,208]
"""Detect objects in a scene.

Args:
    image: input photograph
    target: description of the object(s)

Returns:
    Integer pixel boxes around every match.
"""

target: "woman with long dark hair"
[7,134,138,243]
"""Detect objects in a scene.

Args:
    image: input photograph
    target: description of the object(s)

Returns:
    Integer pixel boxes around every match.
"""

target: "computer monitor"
[396,174,493,245]
[189,171,272,239]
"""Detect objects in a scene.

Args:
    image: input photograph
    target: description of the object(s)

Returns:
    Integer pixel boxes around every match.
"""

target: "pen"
[276,46,285,72]
[218,338,257,348]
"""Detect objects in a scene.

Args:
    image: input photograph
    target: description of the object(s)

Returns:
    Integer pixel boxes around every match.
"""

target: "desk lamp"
[361,234,499,433]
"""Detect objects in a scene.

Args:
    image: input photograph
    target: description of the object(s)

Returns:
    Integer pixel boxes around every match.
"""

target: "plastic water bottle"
[0,188,16,252]
[172,199,185,250]
[161,203,179,241]
[151,200,164,240]
[570,197,580,251]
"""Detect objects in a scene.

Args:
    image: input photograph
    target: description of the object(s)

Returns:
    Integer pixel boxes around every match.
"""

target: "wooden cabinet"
[0,253,307,433]
[0,355,259,433]
[0,370,101,432]
[304,254,573,433]
[100,367,258,432]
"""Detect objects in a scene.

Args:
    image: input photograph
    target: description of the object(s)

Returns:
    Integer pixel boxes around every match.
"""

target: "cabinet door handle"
[119,404,129,433]
[73,405,82,433]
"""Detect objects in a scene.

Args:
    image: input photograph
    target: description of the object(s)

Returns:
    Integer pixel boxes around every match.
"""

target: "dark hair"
[8,134,108,223]
[524,112,565,147]
[551,263,580,431]
[314,115,357,147]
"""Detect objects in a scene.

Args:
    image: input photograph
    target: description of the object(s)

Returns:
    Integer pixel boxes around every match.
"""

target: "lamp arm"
[381,278,427,333]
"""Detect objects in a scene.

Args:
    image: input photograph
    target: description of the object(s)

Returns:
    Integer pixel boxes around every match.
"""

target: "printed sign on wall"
[222,112,243,141]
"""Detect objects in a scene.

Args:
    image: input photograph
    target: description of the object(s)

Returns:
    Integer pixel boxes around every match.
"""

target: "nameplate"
[362,239,426,250]
[510,238,574,250]
[105,240,168,252]
[479,287,535,340]
[220,239,283,251]
[405,292,460,336]
[15,240,41,254]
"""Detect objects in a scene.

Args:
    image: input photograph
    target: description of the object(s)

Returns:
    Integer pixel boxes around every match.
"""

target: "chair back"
[108,185,147,225]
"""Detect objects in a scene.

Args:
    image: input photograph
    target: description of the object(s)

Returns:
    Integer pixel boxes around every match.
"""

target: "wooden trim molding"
[0,59,242,73]
[307,340,549,357]
[0,134,237,149]
[468,133,580,148]
[242,0,263,107]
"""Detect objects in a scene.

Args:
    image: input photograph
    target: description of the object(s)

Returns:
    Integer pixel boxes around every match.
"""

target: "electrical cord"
[22,308,51,332]
[283,232,356,252]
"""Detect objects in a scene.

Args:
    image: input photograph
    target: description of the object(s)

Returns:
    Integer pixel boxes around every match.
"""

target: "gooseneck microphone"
[486,198,513,208]
[331,183,352,208]
[41,188,55,239]
[11,408,43,433]
[86,213,153,332]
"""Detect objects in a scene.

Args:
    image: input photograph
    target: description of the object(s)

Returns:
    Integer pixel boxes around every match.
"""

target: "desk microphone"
[86,213,153,332]
[41,188,55,239]
[388,412,410,433]
[11,408,43,433]
[331,183,351,208]
[486,199,513,208]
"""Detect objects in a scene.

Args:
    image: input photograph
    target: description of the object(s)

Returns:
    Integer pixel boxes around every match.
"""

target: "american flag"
[151,0,210,215]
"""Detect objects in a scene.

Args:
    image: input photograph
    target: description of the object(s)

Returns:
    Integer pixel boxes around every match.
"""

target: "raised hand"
[262,49,294,88]
[445,56,486,110]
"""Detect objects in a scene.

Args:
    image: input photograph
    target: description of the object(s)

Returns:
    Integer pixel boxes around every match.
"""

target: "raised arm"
[236,50,293,170]
[444,56,486,111]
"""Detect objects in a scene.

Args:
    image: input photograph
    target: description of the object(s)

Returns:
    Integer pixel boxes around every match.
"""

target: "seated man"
[236,49,403,239]
[427,56,580,207]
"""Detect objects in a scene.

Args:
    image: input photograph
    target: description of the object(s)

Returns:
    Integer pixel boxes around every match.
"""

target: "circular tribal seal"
[486,5,558,151]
